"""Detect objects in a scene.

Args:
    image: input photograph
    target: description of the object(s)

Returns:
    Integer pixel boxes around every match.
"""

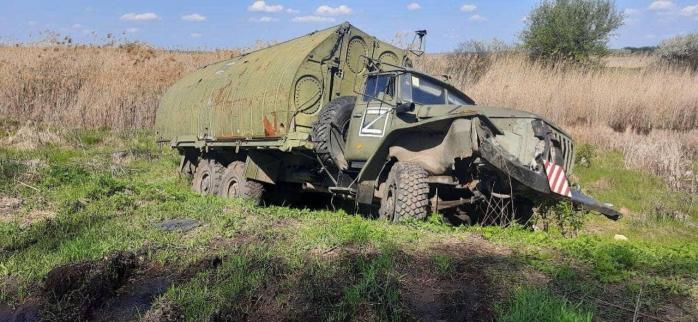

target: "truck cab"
[345,70,476,165]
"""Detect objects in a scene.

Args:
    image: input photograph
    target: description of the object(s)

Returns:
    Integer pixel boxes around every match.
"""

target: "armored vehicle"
[155,22,621,222]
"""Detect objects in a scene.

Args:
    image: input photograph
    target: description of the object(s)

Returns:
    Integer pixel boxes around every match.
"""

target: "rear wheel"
[379,162,430,222]
[218,161,265,205]
[311,96,356,171]
[192,159,224,195]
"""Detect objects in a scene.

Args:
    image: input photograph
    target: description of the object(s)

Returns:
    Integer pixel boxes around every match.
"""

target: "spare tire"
[311,96,356,171]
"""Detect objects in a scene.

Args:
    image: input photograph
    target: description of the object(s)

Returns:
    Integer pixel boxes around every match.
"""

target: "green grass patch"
[166,246,280,321]
[497,287,593,322]
[574,151,696,220]
[0,131,696,320]
[431,253,456,276]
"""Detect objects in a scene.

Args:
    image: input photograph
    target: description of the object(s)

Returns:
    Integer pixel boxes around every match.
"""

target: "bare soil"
[1,229,642,322]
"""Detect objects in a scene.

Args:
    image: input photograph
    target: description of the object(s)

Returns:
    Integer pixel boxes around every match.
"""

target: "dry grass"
[414,53,697,190]
[567,125,697,190]
[414,53,698,133]
[0,43,695,190]
[601,53,658,69]
[0,43,237,129]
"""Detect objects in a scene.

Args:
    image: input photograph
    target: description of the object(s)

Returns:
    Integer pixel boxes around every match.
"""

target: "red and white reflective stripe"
[543,160,572,197]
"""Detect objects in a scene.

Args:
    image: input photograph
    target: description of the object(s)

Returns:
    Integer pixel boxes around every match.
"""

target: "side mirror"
[395,101,415,114]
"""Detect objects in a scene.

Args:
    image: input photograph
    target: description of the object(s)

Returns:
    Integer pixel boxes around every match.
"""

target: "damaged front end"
[475,116,622,221]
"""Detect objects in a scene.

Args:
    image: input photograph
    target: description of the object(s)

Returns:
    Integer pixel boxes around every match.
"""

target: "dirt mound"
[41,251,137,321]
[1,125,63,150]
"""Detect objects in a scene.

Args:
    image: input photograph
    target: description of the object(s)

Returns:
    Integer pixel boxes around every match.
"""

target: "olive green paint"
[155,22,408,142]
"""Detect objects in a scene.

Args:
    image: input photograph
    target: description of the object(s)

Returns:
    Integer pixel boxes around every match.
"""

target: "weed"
[574,143,596,168]
[497,287,593,322]
[431,254,455,276]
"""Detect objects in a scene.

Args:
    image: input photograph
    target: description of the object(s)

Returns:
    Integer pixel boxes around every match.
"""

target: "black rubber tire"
[379,162,430,222]
[218,161,265,205]
[311,96,356,171]
[192,159,224,195]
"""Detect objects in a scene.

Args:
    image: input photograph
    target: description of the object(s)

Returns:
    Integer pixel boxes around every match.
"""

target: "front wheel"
[379,162,430,222]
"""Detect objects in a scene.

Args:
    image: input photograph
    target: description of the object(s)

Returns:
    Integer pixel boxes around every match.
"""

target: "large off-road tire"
[379,162,430,222]
[217,161,265,205]
[192,159,224,195]
[311,96,356,171]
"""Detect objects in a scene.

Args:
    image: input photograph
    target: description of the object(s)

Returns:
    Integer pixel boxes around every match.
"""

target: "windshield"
[362,74,395,102]
[400,73,472,106]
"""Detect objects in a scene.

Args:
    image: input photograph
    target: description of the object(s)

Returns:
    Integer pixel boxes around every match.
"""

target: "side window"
[411,76,446,105]
[400,74,413,102]
[362,75,395,102]
[447,91,470,105]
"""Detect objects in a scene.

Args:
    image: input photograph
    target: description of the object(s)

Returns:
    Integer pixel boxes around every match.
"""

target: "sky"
[1,0,697,52]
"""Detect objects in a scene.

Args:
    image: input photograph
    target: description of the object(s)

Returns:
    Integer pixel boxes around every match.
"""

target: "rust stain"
[262,115,277,136]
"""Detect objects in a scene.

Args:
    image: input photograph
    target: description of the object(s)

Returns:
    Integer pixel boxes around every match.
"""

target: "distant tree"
[622,46,657,54]
[657,34,698,71]
[521,0,624,63]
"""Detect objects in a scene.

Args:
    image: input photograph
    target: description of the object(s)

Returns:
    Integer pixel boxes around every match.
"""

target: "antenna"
[409,30,427,57]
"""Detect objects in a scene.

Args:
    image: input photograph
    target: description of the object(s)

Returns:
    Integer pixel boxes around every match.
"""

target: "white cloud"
[181,13,206,22]
[292,16,336,23]
[190,32,202,38]
[680,5,698,17]
[469,14,487,22]
[623,8,641,16]
[460,4,477,12]
[27,21,37,26]
[286,8,300,14]
[248,1,283,13]
[120,12,160,21]
[249,16,278,22]
[72,23,85,29]
[315,5,352,16]
[648,0,674,11]
[407,3,421,11]
[125,27,139,33]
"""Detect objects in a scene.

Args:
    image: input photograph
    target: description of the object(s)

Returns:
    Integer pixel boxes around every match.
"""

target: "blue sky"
[1,0,697,52]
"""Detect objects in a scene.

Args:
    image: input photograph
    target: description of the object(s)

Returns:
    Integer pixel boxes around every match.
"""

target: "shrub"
[521,0,623,63]
[449,39,510,84]
[574,143,596,168]
[657,33,698,71]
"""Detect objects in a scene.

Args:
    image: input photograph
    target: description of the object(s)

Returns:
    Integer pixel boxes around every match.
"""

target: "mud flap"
[569,190,622,220]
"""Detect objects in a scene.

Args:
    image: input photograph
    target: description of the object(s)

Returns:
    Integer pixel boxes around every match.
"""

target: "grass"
[0,130,696,321]
[497,287,593,322]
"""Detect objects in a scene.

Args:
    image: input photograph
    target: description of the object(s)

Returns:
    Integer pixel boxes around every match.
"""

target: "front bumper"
[478,129,622,221]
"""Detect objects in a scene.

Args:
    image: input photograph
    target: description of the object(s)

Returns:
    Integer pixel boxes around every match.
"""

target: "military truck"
[155,22,621,222]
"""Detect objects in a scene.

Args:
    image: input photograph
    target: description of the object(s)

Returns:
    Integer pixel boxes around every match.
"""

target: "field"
[0,42,697,321]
